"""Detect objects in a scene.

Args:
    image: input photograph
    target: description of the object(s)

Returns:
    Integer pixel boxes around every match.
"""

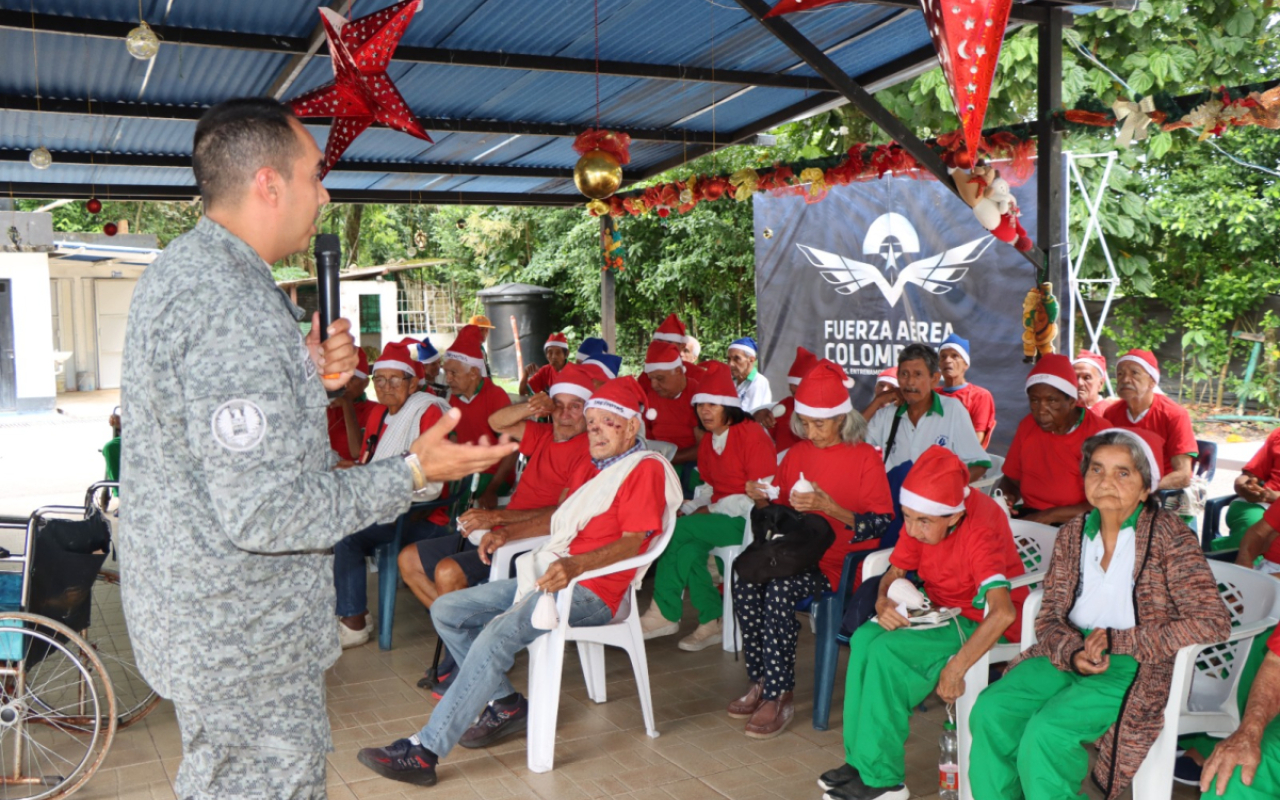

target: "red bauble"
[952,150,973,171]
[86,198,102,214]
[103,222,118,236]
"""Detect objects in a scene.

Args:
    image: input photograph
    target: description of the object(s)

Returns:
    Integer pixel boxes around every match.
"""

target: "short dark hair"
[898,343,939,375]
[695,403,747,431]
[193,98,304,208]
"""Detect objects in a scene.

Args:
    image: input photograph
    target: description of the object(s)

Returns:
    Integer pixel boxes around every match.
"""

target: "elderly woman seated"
[640,361,779,651]
[820,445,1027,800]
[736,360,894,739]
[968,428,1231,800]
[996,355,1109,525]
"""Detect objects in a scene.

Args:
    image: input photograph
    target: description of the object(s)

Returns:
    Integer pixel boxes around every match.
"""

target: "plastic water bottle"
[939,721,959,800]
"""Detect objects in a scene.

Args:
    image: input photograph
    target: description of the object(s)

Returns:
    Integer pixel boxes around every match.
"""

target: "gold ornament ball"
[126,22,160,60]
[28,146,52,170]
[762,228,774,240]
[574,149,622,200]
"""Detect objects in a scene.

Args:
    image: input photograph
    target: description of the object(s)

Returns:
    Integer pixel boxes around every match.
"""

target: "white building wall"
[0,253,55,411]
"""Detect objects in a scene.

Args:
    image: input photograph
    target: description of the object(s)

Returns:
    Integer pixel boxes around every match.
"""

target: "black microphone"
[315,233,341,342]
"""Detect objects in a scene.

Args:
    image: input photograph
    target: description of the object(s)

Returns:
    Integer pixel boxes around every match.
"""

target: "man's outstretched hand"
[410,408,518,482]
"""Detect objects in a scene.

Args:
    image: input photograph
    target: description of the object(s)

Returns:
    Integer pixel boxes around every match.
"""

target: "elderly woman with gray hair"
[736,361,894,740]
[967,427,1231,800]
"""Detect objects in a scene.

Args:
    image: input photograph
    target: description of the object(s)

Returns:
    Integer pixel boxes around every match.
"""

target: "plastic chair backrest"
[860,548,893,582]
[1009,520,1057,575]
[1188,561,1278,711]
[1194,439,1217,482]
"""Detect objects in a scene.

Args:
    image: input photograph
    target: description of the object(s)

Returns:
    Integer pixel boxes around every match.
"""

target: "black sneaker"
[823,782,908,800]
[357,736,438,786]
[818,763,862,792]
[458,694,528,749]
[1173,754,1203,786]
[430,669,456,701]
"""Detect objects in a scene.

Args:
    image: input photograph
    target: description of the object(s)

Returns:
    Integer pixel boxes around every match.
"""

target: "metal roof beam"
[0,94,760,145]
[0,10,833,92]
[267,0,355,100]
[0,182,580,206]
[851,0,1051,23]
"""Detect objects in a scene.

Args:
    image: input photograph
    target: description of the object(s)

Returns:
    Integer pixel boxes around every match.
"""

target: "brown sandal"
[745,691,793,739]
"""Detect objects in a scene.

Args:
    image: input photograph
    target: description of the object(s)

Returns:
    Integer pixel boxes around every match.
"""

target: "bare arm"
[996,476,1021,508]
[1159,453,1194,491]
[1236,519,1278,568]
[937,588,1017,703]
[489,392,552,441]
[1201,652,1280,795]
[968,464,988,483]
[536,531,647,592]
[477,508,556,564]
[861,388,902,421]
[475,451,519,509]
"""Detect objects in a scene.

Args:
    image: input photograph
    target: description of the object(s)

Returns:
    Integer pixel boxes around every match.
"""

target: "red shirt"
[697,420,778,503]
[643,373,702,451]
[1243,427,1280,491]
[327,399,378,461]
[775,440,894,589]
[890,491,1028,641]
[510,422,591,511]
[527,364,560,395]
[449,379,513,474]
[1003,408,1109,511]
[563,457,667,614]
[1102,394,1198,477]
[363,402,449,525]
[1262,502,1280,565]
[1086,398,1120,416]
[937,383,997,443]
[1267,621,1280,658]
[770,396,802,455]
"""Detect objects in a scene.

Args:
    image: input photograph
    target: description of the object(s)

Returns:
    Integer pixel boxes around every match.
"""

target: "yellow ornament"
[574,149,623,200]
[729,169,758,202]
[799,167,826,198]
[585,199,611,216]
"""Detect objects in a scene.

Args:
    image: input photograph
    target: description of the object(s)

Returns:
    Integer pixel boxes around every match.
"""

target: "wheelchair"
[0,481,158,797]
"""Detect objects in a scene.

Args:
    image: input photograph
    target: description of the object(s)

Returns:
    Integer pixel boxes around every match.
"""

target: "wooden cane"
[510,315,524,378]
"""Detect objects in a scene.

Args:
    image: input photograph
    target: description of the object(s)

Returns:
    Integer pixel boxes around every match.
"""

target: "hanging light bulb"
[126,21,160,61]
[28,146,52,170]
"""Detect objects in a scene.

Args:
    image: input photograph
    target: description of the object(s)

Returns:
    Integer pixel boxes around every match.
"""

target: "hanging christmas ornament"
[405,247,417,257]
[572,130,629,200]
[28,146,52,170]
[918,0,1014,165]
[413,229,427,248]
[103,222,118,237]
[126,21,160,60]
[762,228,774,240]
[289,0,433,177]
[455,218,466,230]
[86,198,102,214]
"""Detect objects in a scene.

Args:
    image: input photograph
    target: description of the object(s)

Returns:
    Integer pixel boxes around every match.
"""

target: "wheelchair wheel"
[0,612,116,799]
[82,571,159,730]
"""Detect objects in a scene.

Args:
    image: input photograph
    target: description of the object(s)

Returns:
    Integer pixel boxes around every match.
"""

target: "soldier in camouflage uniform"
[119,98,515,799]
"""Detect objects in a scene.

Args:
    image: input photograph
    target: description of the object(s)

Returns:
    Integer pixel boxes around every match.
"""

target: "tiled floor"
[73,580,1200,800]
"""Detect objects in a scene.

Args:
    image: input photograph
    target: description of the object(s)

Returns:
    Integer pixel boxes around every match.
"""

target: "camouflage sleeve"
[180,302,412,554]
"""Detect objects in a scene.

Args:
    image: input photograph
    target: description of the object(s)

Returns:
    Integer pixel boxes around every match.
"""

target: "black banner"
[753,170,1042,455]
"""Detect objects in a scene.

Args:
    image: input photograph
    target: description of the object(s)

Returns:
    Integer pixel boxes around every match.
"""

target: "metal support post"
[1038,8,1069,351]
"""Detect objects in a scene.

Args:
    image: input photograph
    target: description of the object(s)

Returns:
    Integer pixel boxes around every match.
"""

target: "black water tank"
[476,283,557,379]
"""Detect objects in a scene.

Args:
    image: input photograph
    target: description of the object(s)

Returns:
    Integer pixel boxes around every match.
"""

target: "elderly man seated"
[334,340,453,649]
[641,341,704,464]
[997,355,1108,524]
[417,338,447,397]
[357,377,681,787]
[1073,350,1117,413]
[935,334,997,448]
[820,446,1026,800]
[1102,349,1197,490]
[1199,626,1280,798]
[444,325,517,509]
[728,336,772,413]
[399,365,596,692]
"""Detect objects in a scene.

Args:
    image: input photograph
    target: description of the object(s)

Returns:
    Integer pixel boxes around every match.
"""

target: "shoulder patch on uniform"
[211,399,268,451]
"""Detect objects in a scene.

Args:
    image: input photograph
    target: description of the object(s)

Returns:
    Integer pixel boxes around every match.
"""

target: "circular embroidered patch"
[211,399,268,451]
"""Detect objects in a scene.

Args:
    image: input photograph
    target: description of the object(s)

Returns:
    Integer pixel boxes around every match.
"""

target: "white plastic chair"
[522,515,677,773]
[1019,560,1278,800]
[968,453,1006,497]
[488,535,549,582]
[708,517,752,653]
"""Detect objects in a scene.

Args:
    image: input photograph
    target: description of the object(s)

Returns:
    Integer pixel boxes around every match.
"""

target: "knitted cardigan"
[1007,506,1232,798]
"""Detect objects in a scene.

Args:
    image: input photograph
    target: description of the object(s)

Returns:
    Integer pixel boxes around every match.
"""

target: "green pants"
[1213,500,1268,552]
[651,513,746,624]
[968,654,1138,800]
[843,617,980,787]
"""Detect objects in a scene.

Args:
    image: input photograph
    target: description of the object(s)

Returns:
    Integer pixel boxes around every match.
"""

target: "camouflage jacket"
[119,217,412,704]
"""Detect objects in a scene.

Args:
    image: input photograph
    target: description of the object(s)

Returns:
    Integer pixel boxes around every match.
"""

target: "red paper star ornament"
[290,0,433,176]
[918,0,1014,164]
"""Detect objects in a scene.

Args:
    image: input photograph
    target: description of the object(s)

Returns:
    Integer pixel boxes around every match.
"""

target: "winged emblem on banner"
[796,213,994,307]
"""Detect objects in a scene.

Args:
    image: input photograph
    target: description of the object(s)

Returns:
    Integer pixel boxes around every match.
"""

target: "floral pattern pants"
[732,569,829,699]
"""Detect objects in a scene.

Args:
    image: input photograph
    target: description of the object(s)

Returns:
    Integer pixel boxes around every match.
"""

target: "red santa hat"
[354,348,370,380]
[544,332,569,351]
[900,445,970,516]
[643,341,685,374]
[876,366,898,387]
[580,358,615,382]
[445,325,487,376]
[1072,349,1106,378]
[652,313,688,344]
[585,376,655,421]
[793,359,855,418]
[1096,427,1164,491]
[691,361,742,408]
[787,346,818,386]
[1117,349,1160,383]
[548,363,595,402]
[373,338,424,377]
[1025,354,1078,398]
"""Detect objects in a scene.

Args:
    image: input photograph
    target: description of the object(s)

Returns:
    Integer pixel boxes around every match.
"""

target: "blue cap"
[939,334,970,364]
[595,352,623,377]
[417,339,440,364]
[729,337,758,357]
[577,337,609,359]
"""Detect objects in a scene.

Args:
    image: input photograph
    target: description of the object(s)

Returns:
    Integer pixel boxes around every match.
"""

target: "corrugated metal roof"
[0,0,1046,202]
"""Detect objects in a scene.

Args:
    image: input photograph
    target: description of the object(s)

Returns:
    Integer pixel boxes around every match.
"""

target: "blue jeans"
[417,578,612,757]
[333,519,446,617]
